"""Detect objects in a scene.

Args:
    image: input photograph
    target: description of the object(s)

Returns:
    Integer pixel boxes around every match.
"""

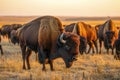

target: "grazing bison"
[65,22,98,54]
[10,16,80,71]
[10,22,39,70]
[1,24,11,39]
[114,30,120,60]
[38,16,80,71]
[1,24,22,42]
[97,19,118,54]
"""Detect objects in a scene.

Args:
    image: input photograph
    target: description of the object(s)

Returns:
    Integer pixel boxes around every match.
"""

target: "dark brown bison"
[38,16,80,71]
[10,22,39,70]
[96,19,118,54]
[65,22,98,54]
[1,24,11,39]
[10,16,80,71]
[1,24,22,42]
[114,30,120,60]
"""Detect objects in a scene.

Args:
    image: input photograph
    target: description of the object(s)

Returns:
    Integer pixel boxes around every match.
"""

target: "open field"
[0,39,120,80]
[0,16,120,80]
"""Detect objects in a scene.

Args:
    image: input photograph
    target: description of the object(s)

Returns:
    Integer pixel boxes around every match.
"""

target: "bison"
[10,22,39,70]
[38,16,80,71]
[10,16,80,71]
[65,22,98,54]
[1,24,22,42]
[114,30,120,60]
[96,19,118,54]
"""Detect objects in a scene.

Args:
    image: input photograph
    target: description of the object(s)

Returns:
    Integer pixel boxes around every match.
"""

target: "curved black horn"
[60,33,66,44]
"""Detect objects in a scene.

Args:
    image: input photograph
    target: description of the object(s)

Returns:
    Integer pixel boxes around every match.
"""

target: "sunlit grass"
[1,40,120,80]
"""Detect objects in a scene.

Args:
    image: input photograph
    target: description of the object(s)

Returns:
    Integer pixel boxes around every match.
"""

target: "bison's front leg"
[49,60,54,71]
[38,47,47,71]
[112,48,114,55]
[87,42,94,54]
[93,40,98,54]
[99,40,102,54]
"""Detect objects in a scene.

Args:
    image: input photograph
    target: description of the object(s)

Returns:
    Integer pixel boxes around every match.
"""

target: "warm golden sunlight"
[1,0,120,80]
[0,0,120,16]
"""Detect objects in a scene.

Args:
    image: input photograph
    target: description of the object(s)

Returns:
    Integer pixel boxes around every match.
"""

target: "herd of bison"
[0,16,120,71]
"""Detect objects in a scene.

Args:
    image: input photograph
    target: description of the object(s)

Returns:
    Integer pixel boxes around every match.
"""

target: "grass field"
[0,16,120,80]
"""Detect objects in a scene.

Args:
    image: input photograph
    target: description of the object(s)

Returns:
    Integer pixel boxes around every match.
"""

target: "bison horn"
[60,33,66,44]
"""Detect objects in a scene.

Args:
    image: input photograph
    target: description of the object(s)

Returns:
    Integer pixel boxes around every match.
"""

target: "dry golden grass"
[0,17,120,80]
[0,38,120,80]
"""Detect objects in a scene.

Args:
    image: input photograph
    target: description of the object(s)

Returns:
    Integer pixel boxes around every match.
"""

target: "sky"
[0,0,120,16]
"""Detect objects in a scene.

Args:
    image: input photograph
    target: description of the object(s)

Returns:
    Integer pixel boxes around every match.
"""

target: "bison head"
[104,31,115,48]
[57,32,80,68]
[10,30,19,44]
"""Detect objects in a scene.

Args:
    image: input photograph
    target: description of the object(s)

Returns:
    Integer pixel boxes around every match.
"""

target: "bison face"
[105,31,115,48]
[10,30,19,44]
[57,32,80,68]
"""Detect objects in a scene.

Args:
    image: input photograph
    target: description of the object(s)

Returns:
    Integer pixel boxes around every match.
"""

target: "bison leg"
[99,40,102,54]
[49,60,54,71]
[38,47,47,71]
[87,43,91,54]
[26,48,32,70]
[91,42,95,54]
[0,45,4,55]
[87,42,95,54]
[107,49,109,54]
[93,40,98,54]
[111,48,114,55]
[35,53,38,62]
[21,45,26,70]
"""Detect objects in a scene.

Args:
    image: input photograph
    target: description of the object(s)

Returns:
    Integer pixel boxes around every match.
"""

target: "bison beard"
[38,16,80,71]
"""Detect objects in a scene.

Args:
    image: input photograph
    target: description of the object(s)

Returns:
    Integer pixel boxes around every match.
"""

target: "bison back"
[38,16,63,52]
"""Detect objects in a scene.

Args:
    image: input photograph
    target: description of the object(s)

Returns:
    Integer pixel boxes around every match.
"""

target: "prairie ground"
[0,39,120,80]
[0,16,120,80]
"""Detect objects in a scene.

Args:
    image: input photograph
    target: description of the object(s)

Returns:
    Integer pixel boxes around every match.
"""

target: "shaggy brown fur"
[38,16,80,71]
[65,22,98,54]
[11,16,80,71]
[97,19,118,54]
